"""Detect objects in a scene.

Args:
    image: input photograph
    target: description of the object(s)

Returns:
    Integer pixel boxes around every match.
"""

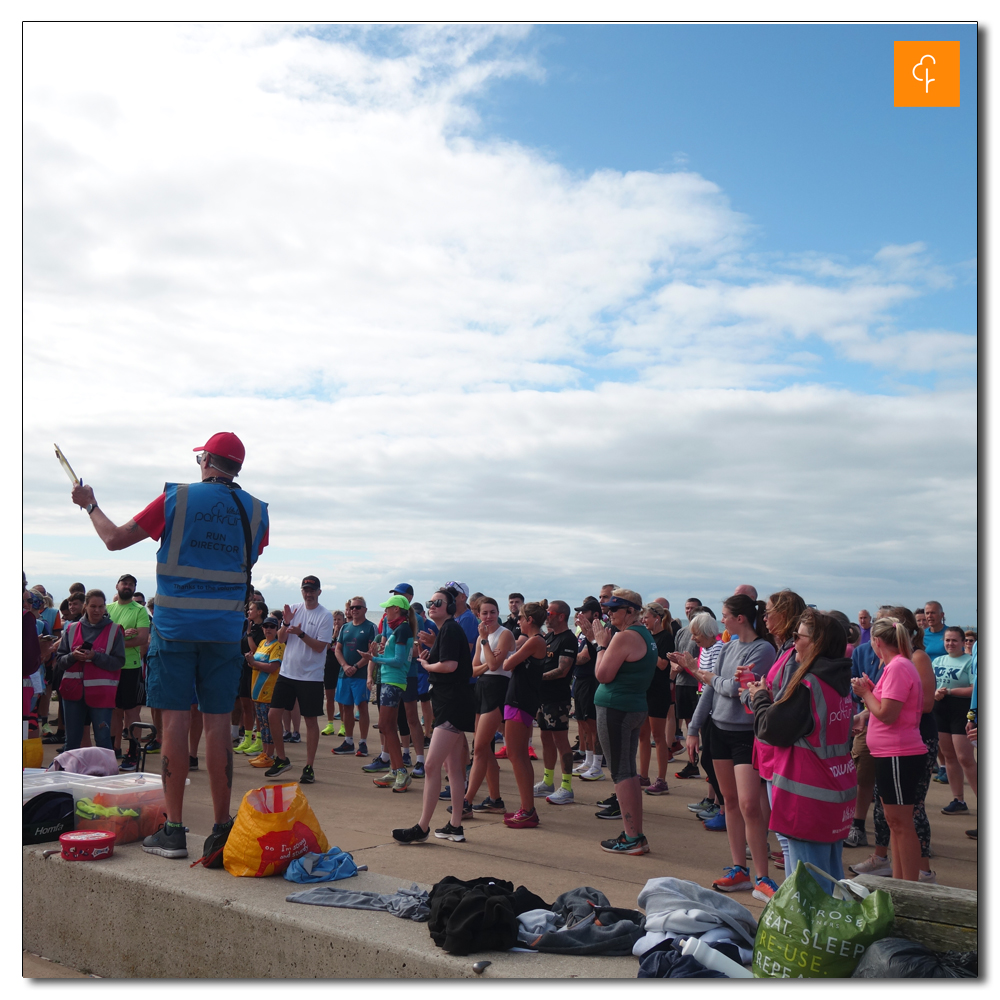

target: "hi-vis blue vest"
[153,482,268,643]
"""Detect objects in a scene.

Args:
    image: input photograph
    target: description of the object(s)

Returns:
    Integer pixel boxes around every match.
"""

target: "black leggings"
[701,717,724,806]
[596,706,647,783]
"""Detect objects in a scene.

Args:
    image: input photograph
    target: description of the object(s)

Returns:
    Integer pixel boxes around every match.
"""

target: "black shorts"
[573,673,598,722]
[238,662,253,700]
[875,753,928,805]
[402,675,419,704]
[537,701,571,732]
[115,668,145,711]
[324,659,341,690]
[475,676,509,715]
[674,685,699,721]
[709,724,755,767]
[646,676,673,719]
[269,676,324,717]
[933,695,972,735]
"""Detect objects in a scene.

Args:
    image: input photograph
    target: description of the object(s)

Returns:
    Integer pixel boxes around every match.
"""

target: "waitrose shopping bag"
[223,783,329,878]
[753,861,894,978]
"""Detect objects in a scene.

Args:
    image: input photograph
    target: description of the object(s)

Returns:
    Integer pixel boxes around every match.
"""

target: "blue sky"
[22,23,978,625]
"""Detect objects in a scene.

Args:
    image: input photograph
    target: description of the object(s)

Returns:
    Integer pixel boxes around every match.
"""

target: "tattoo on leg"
[162,755,172,779]
[225,749,233,789]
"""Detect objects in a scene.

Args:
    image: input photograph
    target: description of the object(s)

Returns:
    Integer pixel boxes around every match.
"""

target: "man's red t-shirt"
[134,493,268,554]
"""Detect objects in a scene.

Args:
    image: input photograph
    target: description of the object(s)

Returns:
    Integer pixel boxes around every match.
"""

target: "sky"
[21,21,978,626]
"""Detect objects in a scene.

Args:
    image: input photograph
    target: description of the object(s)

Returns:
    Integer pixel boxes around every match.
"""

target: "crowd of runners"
[24,571,978,899]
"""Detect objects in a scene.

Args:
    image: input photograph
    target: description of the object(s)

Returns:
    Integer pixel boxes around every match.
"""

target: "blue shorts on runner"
[146,631,242,714]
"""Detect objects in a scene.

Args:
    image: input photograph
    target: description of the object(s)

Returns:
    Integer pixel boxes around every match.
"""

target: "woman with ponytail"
[500,600,549,828]
[685,593,776,897]
[850,616,927,881]
[748,608,855,893]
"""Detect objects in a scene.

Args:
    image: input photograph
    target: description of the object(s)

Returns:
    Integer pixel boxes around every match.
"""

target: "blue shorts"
[146,631,242,715]
[416,662,431,698]
[403,675,419,704]
[335,674,369,706]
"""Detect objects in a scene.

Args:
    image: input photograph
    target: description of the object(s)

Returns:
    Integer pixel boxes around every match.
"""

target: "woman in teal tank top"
[592,588,658,856]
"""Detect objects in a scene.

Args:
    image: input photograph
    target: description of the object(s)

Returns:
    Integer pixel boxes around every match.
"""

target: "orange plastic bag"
[223,783,329,878]
[22,737,43,769]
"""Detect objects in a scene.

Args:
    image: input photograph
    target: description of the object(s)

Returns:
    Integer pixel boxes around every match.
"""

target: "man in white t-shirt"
[266,575,334,783]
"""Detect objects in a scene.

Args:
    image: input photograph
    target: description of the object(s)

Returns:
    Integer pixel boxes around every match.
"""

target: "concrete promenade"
[24,710,977,978]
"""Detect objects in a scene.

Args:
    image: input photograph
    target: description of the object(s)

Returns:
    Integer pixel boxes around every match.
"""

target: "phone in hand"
[81,640,93,651]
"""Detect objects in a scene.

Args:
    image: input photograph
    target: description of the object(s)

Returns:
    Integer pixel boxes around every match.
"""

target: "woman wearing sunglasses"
[748,608,854,894]
[592,589,659,855]
[392,590,476,844]
[499,600,549,828]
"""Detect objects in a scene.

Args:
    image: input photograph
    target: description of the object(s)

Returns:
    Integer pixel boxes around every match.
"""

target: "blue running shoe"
[703,811,727,831]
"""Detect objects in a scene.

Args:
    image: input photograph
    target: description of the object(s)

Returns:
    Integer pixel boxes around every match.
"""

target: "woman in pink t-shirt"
[851,617,927,881]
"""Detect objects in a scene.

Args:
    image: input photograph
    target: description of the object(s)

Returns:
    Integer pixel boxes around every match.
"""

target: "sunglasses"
[795,632,811,640]
[262,625,278,630]
[349,605,365,611]
[427,599,445,609]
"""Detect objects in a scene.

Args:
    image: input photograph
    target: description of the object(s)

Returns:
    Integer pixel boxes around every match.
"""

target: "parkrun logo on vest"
[194,501,241,527]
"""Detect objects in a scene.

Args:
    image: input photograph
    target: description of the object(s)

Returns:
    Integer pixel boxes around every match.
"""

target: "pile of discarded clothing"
[633,877,757,978]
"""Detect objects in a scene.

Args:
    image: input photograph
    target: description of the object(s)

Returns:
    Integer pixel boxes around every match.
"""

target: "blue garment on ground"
[283,846,359,883]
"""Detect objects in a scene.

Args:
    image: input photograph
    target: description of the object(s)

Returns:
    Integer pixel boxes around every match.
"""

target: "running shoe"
[932,765,948,783]
[402,751,412,766]
[918,869,938,884]
[600,832,649,855]
[687,797,714,813]
[941,799,969,815]
[503,808,539,828]
[362,757,391,773]
[189,756,199,771]
[411,762,425,779]
[753,875,779,901]
[334,711,341,720]
[332,741,355,755]
[439,785,451,801]
[769,850,785,870]
[373,771,395,788]
[546,787,574,805]
[578,767,606,781]
[354,741,368,757]
[527,746,538,760]
[572,761,592,774]
[434,822,466,842]
[967,828,977,840]
[669,740,685,755]
[844,825,869,848]
[337,724,346,737]
[674,762,700,779]
[282,731,292,742]
[849,853,892,876]
[533,780,555,797]
[595,801,622,820]
[697,803,721,820]
[703,812,727,831]
[234,732,254,754]
[392,768,412,793]
[713,865,752,892]
[144,740,162,754]
[251,753,275,768]
[264,756,291,778]
[299,765,315,784]
[321,722,337,736]
[446,799,474,819]
[142,822,188,859]
[118,753,139,773]
[472,796,506,813]
[639,775,651,787]
[392,823,429,844]
[572,751,586,763]
[645,778,670,795]
[245,734,263,755]
[494,746,509,759]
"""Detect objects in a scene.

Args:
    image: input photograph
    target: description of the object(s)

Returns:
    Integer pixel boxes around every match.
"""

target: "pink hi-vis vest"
[768,673,857,844]
[59,621,121,708]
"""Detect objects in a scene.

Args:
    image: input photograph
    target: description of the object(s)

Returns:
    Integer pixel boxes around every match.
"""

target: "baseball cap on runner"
[575,597,602,614]
[192,432,245,466]
[445,581,470,597]
[118,574,137,585]
[301,575,321,590]
[380,595,411,611]
[391,583,414,596]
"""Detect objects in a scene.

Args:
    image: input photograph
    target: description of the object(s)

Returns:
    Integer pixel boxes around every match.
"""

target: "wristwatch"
[85,503,98,515]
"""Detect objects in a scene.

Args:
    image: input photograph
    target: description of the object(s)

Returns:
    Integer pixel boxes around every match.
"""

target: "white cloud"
[22,24,978,622]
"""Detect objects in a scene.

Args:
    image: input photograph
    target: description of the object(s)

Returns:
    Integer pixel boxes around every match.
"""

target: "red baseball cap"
[192,432,245,465]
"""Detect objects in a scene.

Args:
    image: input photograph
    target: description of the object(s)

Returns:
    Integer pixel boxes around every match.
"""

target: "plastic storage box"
[73,773,169,844]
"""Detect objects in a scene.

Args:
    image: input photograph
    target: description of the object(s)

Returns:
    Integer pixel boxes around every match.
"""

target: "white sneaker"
[533,780,555,797]
[849,853,892,876]
[546,787,574,805]
[572,761,591,774]
[918,869,938,884]
[579,767,606,781]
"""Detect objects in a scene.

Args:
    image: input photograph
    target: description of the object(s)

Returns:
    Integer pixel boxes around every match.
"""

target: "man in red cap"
[71,431,269,866]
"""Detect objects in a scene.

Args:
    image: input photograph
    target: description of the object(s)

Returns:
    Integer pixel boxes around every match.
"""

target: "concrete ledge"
[23,842,638,978]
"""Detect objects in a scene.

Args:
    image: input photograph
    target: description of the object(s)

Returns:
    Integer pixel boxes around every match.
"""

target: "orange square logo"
[894,41,960,107]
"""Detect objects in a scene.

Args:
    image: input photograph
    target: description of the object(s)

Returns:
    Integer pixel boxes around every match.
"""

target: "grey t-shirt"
[673,626,700,687]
